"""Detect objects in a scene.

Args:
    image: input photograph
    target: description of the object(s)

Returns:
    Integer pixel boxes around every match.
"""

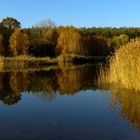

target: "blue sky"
[1,0,140,28]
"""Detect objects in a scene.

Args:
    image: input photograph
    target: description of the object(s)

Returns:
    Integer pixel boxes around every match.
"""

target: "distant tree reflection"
[30,70,59,101]
[0,72,21,105]
[10,72,30,96]
[57,65,97,95]
[0,64,100,105]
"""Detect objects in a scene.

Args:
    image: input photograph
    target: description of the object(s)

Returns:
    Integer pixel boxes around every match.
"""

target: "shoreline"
[0,54,107,69]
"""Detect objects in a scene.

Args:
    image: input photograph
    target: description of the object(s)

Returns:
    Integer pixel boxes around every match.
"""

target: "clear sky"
[1,0,140,28]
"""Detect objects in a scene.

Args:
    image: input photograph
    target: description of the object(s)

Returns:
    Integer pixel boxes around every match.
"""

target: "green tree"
[9,28,30,56]
[1,17,21,29]
[108,36,120,50]
[119,34,129,46]
[0,17,21,56]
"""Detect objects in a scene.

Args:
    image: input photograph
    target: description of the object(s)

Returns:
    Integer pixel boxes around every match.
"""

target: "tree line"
[0,17,140,57]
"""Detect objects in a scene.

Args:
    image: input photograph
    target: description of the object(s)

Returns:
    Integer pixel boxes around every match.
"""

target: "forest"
[0,17,140,60]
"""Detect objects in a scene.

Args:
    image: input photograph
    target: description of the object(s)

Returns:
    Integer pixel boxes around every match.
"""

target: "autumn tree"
[9,28,30,56]
[45,28,58,44]
[56,26,82,55]
[44,27,58,57]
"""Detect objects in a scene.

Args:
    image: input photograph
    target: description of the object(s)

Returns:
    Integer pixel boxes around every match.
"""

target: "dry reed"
[99,38,140,91]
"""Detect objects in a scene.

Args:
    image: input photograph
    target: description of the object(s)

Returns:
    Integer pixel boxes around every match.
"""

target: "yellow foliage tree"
[45,27,58,56]
[56,26,82,55]
[45,27,57,45]
[9,28,30,56]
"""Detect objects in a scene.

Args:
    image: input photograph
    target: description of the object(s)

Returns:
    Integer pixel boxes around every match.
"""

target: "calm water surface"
[0,64,140,140]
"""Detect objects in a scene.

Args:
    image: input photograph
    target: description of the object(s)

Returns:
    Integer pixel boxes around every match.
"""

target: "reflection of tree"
[10,72,30,96]
[0,64,101,105]
[2,94,21,105]
[110,88,140,130]
[30,71,59,101]
[0,72,5,92]
[0,72,21,105]
[57,69,82,95]
[57,65,98,95]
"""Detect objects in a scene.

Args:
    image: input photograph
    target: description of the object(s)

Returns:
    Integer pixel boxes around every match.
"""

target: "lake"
[0,64,140,140]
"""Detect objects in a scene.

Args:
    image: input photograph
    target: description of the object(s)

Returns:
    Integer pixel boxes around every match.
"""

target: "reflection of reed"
[110,88,140,131]
[98,66,140,131]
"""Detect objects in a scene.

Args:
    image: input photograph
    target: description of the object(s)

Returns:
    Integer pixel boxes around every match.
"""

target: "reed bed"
[0,56,58,70]
[0,54,105,71]
[98,38,140,91]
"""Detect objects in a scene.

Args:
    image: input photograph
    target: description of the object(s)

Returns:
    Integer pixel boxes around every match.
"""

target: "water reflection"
[0,64,100,105]
[0,64,140,139]
[1,64,140,135]
[110,88,140,131]
[98,62,140,132]
[0,72,21,105]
